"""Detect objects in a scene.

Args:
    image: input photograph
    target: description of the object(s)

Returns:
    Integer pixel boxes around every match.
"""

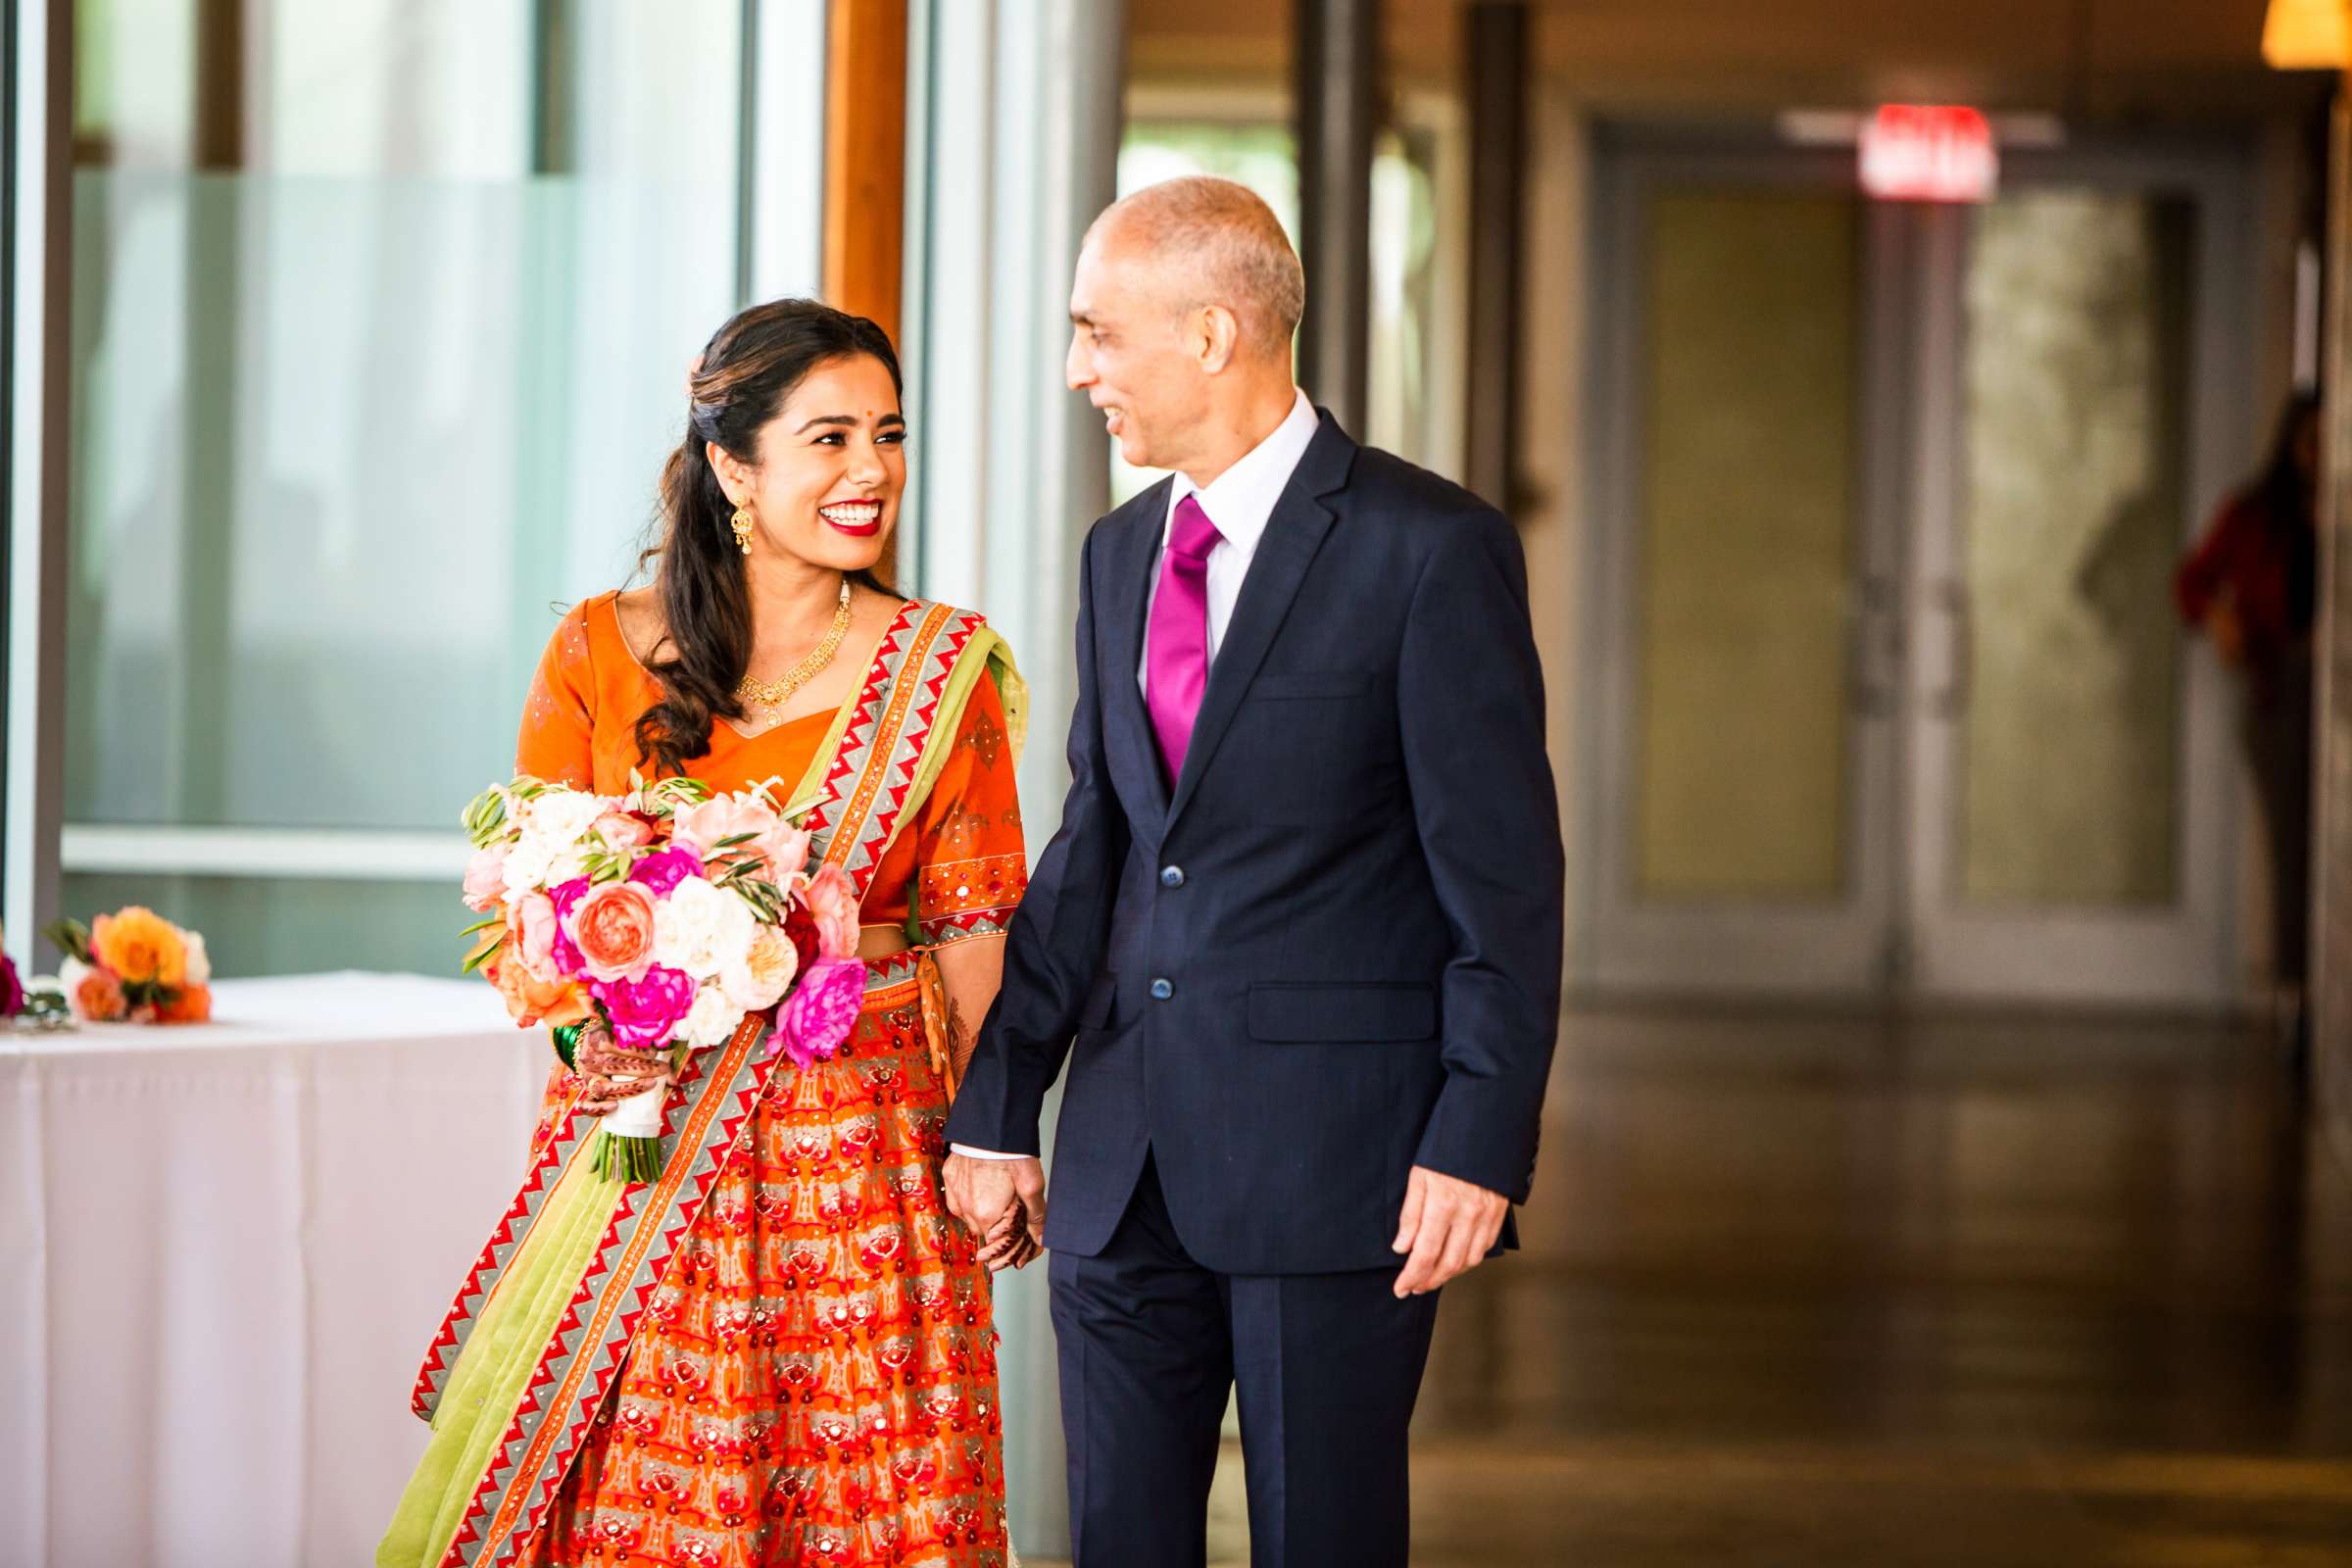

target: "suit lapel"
[1165,416,1356,829]
[1102,481,1174,839]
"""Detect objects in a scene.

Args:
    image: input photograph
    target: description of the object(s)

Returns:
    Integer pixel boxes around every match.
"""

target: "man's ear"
[1196,305,1242,374]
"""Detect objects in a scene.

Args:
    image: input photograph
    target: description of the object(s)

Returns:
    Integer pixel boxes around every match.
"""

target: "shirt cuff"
[949,1144,1030,1160]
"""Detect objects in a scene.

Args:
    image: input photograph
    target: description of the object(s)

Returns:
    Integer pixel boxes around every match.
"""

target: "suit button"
[1150,978,1175,1001]
[1159,865,1186,889]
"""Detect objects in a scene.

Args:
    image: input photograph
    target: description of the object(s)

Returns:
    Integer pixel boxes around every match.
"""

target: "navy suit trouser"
[1048,1153,1442,1568]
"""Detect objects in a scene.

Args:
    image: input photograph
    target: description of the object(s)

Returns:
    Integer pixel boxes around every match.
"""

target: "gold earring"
[730,505,755,555]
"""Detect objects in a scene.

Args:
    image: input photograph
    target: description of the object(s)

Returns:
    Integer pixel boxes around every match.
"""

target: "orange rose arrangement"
[42,906,213,1024]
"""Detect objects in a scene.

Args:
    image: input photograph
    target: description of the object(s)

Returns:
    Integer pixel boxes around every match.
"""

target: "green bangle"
[551,1021,582,1070]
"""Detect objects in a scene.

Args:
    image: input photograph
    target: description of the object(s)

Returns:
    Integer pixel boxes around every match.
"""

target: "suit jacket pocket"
[1247,982,1438,1043]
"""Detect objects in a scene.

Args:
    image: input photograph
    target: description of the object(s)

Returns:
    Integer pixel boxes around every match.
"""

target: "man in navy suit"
[944,175,1563,1568]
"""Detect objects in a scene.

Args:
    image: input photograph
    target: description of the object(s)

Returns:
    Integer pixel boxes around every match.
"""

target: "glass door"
[1582,136,2248,1007]
[1583,146,1907,996]
[1900,155,2249,1004]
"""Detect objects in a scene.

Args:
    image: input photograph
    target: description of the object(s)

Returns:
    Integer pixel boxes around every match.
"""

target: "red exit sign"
[1859,105,1999,203]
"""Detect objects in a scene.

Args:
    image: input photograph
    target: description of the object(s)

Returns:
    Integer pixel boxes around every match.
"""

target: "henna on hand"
[946,996,978,1083]
[571,1024,674,1117]
[975,1198,1041,1271]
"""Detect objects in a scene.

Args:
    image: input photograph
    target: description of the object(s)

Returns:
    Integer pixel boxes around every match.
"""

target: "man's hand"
[1392,1166,1509,1298]
[943,1153,1048,1271]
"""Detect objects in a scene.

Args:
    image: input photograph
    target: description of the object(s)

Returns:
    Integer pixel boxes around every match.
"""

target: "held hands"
[571,1021,676,1118]
[1393,1166,1509,1298]
[943,1152,1049,1272]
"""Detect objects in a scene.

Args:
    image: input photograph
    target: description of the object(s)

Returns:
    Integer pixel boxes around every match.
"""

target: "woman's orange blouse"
[514,591,1025,946]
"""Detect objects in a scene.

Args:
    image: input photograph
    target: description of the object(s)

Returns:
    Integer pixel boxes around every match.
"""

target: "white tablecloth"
[0,971,547,1567]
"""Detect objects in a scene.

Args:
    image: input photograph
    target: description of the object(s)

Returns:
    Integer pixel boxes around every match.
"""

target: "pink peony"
[804,865,860,961]
[675,795,811,885]
[774,957,866,1066]
[628,847,706,899]
[673,795,774,858]
[550,876,592,917]
[547,877,590,974]
[595,964,697,1052]
[462,844,509,912]
[566,881,659,984]
[595,810,657,850]
[507,891,565,981]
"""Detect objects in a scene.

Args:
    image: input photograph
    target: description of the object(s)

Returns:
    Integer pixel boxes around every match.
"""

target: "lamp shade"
[2265,0,2352,68]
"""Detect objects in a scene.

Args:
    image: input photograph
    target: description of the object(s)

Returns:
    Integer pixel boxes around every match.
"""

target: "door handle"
[1929,580,1972,718]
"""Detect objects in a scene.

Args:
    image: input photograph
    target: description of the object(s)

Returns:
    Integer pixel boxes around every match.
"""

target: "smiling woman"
[377,294,1033,1568]
[628,301,908,776]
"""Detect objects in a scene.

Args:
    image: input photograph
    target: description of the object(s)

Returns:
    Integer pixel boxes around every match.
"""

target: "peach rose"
[154,983,213,1024]
[719,923,801,1014]
[506,891,564,982]
[595,811,656,851]
[566,881,659,984]
[804,864,860,961]
[64,957,127,1022]
[489,951,590,1029]
[91,906,186,988]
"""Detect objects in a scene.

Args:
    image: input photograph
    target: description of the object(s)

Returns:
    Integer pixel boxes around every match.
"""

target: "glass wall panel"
[62,0,752,974]
[1633,189,1860,901]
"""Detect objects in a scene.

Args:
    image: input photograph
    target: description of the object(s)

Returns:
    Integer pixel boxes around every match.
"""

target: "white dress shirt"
[953,388,1322,1163]
[1137,387,1322,696]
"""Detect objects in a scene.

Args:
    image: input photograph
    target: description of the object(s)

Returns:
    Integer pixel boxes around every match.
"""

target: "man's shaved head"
[1066,175,1306,479]
[1085,176,1305,359]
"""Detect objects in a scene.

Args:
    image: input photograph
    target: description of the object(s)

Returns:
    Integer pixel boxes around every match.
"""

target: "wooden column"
[1294,0,1378,434]
[1463,1,1528,512]
[823,0,908,343]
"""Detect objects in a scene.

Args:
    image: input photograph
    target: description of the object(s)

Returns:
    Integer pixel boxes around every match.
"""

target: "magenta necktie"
[1146,494,1223,785]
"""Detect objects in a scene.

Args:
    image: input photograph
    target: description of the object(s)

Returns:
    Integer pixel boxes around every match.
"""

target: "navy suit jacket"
[945,414,1564,1276]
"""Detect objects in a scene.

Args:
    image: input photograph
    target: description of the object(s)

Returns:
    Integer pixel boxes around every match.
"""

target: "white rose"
[59,956,87,997]
[678,985,745,1049]
[180,930,211,987]
[520,790,606,850]
[545,846,590,888]
[653,876,757,981]
[502,835,559,900]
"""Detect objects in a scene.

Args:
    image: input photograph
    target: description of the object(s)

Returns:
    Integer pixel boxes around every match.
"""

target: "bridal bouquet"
[460,772,866,1181]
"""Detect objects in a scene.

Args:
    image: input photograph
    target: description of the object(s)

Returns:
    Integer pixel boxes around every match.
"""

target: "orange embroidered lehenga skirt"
[527,955,1007,1567]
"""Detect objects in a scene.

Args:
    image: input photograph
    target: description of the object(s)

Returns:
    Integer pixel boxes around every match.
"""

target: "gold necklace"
[735,580,853,712]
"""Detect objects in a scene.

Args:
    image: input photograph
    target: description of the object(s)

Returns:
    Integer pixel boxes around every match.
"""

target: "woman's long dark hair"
[2252,389,2321,530]
[632,299,902,777]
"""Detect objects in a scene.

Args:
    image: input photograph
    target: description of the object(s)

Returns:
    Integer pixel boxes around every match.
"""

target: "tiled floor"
[1039,1004,2352,1564]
